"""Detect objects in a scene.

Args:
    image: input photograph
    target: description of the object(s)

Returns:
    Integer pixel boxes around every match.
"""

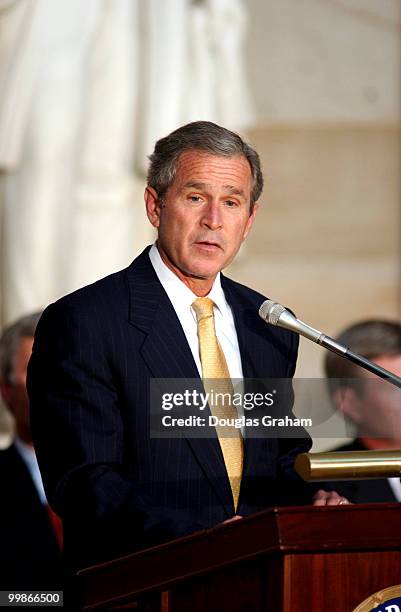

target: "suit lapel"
[220,274,267,379]
[127,249,234,513]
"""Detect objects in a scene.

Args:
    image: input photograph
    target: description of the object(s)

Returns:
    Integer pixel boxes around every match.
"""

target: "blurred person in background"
[325,319,401,503]
[0,312,63,590]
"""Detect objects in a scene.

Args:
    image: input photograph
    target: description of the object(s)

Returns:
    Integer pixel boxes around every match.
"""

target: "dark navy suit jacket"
[0,443,63,590]
[328,440,398,503]
[27,247,312,570]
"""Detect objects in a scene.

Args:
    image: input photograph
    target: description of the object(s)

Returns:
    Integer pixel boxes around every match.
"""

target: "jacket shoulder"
[221,275,269,309]
[221,275,299,374]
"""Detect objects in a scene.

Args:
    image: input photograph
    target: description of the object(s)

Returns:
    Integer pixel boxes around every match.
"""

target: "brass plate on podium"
[353,584,401,611]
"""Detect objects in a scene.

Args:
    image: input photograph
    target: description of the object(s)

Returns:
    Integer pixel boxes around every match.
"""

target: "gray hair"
[325,319,401,395]
[147,121,264,208]
[0,312,42,385]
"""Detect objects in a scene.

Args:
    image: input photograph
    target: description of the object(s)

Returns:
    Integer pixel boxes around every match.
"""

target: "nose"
[200,200,222,231]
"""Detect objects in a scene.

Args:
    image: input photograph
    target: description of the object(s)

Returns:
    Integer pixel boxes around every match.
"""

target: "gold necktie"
[192,297,243,510]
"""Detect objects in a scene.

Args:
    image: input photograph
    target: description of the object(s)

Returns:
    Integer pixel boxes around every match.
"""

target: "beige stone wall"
[246,0,400,124]
[232,124,401,364]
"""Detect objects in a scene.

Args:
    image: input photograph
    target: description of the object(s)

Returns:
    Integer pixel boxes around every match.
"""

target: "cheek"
[164,209,191,231]
[362,396,392,428]
[159,216,194,253]
[231,219,252,246]
[173,215,200,242]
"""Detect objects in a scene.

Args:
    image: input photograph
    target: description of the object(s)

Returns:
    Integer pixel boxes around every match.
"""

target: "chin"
[188,267,219,280]
[185,259,222,278]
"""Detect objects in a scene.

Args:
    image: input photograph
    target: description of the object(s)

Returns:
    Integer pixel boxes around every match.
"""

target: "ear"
[144,187,162,228]
[332,387,362,424]
[242,202,259,242]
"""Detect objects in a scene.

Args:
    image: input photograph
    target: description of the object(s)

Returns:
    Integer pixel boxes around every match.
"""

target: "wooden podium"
[78,504,401,611]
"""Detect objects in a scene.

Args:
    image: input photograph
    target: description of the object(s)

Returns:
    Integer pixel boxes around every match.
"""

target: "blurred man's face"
[145,151,258,294]
[0,336,34,445]
[337,354,401,440]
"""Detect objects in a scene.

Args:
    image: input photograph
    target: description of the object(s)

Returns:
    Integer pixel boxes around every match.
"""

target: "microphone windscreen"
[259,300,286,325]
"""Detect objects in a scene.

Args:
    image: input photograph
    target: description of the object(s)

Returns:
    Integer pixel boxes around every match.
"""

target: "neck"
[184,277,214,297]
[359,437,401,451]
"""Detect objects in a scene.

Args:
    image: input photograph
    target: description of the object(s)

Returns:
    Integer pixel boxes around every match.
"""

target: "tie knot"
[192,297,214,322]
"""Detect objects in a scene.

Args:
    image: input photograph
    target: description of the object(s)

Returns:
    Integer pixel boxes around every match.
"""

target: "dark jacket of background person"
[0,443,63,590]
[328,439,397,503]
[0,312,63,591]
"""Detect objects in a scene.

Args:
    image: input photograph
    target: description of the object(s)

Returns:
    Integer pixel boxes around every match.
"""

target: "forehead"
[172,151,252,193]
[373,354,401,378]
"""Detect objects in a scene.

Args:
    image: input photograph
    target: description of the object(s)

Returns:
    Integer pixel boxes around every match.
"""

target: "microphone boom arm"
[259,300,401,390]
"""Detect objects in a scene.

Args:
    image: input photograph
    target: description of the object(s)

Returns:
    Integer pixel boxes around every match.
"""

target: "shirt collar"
[14,437,36,468]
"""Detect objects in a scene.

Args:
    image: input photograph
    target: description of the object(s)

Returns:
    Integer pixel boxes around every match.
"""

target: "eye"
[224,200,239,208]
[187,195,203,205]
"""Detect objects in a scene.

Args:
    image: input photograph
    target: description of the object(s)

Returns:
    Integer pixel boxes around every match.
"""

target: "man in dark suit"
[325,319,401,503]
[27,121,344,573]
[0,313,63,590]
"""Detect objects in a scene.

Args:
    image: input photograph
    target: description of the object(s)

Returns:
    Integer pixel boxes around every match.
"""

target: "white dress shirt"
[149,243,243,381]
[14,437,47,505]
[388,477,401,502]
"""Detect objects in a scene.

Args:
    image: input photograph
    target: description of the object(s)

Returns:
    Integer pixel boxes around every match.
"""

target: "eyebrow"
[181,182,246,198]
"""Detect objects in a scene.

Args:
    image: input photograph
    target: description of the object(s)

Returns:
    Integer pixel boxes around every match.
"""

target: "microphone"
[258,299,401,389]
